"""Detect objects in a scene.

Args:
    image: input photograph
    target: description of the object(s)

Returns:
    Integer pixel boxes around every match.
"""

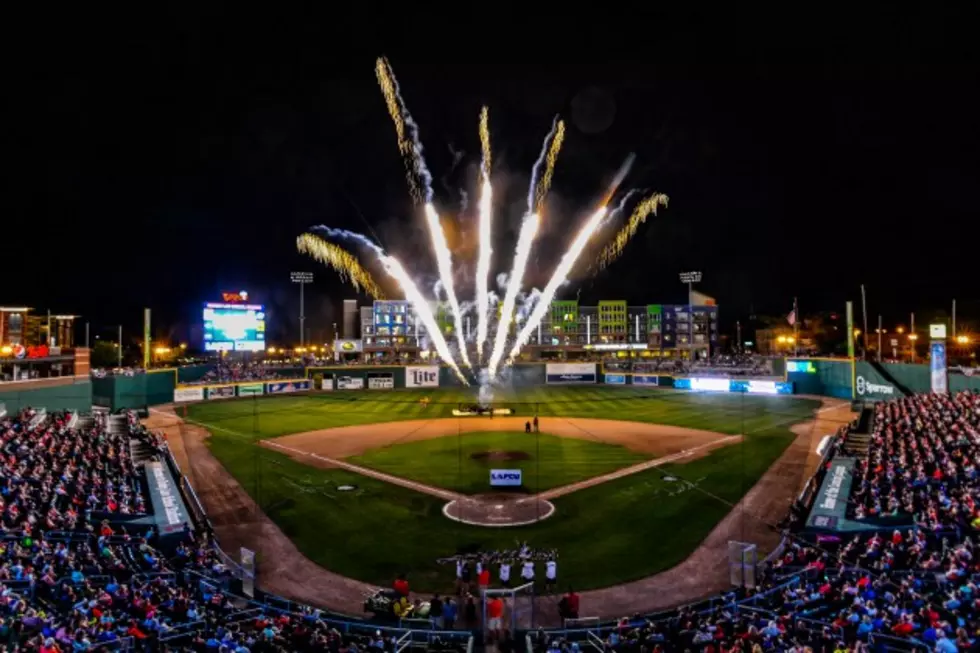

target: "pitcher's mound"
[443,494,555,527]
[470,451,531,463]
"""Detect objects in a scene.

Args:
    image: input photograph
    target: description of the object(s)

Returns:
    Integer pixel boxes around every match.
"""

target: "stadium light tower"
[290,271,313,348]
[679,271,702,360]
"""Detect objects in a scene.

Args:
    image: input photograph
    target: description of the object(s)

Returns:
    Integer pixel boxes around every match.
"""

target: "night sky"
[11,11,979,345]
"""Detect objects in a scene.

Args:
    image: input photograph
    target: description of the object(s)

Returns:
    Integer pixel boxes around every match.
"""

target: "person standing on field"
[533,415,539,433]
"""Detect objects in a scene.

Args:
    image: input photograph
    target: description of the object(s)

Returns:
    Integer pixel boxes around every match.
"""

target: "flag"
[786,310,796,326]
[691,290,716,306]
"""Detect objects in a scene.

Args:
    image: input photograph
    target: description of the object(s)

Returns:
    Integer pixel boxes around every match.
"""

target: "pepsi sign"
[490,469,523,487]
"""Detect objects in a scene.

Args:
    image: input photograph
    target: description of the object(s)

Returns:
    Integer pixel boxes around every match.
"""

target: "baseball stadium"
[4,330,980,650]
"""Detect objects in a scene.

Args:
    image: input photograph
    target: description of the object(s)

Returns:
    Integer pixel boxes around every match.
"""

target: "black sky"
[10,10,979,344]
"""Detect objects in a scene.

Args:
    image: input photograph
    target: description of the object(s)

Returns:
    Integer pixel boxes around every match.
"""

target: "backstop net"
[482,581,535,635]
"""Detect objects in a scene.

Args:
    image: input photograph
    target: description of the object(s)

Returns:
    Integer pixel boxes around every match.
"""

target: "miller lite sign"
[490,469,523,487]
[405,365,440,388]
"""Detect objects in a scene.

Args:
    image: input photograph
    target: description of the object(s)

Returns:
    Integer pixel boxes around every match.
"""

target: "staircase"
[843,432,871,459]
[129,438,159,466]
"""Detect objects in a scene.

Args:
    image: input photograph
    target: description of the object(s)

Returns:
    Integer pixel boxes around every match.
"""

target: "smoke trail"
[375,57,434,204]
[527,116,565,213]
[505,206,609,363]
[487,214,540,378]
[599,189,642,229]
[306,228,468,384]
[595,192,669,271]
[295,234,386,299]
[424,204,472,369]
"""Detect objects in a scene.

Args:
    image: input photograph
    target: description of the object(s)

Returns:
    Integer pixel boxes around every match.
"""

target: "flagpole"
[793,297,799,357]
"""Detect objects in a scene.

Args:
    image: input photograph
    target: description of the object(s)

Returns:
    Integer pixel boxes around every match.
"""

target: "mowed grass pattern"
[348,431,650,494]
[185,386,810,442]
[186,386,820,591]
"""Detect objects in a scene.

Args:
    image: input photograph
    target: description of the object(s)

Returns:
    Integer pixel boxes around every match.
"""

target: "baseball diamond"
[144,383,853,615]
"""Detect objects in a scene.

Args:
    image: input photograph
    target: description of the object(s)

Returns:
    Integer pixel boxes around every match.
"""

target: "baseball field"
[175,386,828,598]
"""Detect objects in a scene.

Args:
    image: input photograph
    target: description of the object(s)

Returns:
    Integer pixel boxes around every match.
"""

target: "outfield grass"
[187,387,820,591]
[348,431,650,494]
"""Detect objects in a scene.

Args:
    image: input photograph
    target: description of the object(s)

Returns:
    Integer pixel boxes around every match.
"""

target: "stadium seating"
[3,389,977,651]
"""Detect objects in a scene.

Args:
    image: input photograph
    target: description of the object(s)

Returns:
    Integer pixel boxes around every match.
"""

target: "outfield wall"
[0,377,93,414]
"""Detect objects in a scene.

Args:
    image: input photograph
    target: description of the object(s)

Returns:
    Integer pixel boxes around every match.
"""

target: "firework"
[375,57,433,204]
[506,205,609,363]
[487,213,540,378]
[534,120,565,212]
[295,234,386,299]
[424,204,472,369]
[474,107,494,361]
[298,231,468,385]
[595,193,669,271]
[479,107,492,176]
[528,117,565,213]
[379,255,468,384]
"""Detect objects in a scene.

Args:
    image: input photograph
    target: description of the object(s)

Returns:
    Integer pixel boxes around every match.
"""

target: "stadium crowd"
[0,407,470,652]
[184,361,290,385]
[5,386,980,651]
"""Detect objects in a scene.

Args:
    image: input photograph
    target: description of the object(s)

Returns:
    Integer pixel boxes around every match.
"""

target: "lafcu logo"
[491,472,520,481]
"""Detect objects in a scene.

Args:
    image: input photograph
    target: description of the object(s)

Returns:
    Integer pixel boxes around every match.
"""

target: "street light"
[957,335,971,345]
[679,271,702,360]
[290,271,314,348]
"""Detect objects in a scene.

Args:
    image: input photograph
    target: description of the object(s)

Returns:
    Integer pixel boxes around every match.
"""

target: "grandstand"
[3,365,978,650]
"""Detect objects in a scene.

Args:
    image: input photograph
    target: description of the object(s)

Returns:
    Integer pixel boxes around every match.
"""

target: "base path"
[266,416,730,459]
[144,397,854,619]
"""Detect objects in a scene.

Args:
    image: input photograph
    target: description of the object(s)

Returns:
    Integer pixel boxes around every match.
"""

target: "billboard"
[173,387,204,402]
[632,375,659,386]
[368,375,394,390]
[267,380,311,394]
[203,302,265,352]
[675,378,794,395]
[545,363,597,384]
[405,365,440,388]
[337,376,365,390]
[490,469,523,487]
[931,341,948,394]
[238,383,264,397]
[208,385,235,399]
[605,374,627,385]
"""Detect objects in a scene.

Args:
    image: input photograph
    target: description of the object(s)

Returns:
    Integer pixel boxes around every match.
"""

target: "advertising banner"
[368,376,394,390]
[854,362,899,401]
[267,380,311,394]
[237,383,265,397]
[931,341,948,394]
[605,374,627,385]
[632,375,659,386]
[405,365,440,388]
[545,363,597,384]
[207,385,235,399]
[173,387,204,403]
[333,339,362,359]
[806,457,856,530]
[490,469,523,487]
[337,376,365,390]
[144,461,193,537]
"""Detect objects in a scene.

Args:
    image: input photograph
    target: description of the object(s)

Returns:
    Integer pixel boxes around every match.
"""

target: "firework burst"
[300,58,667,387]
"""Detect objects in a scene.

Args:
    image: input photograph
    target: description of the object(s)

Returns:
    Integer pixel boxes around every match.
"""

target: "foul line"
[261,440,462,502]
[530,435,741,502]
